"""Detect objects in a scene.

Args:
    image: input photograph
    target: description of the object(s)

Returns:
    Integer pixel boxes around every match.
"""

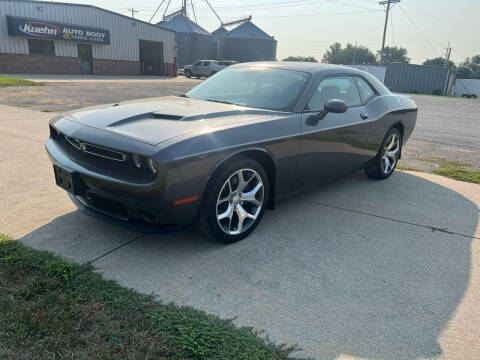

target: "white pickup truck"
[183,60,237,78]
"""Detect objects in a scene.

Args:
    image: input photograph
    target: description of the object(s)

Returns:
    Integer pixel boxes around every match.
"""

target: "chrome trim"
[62,133,127,162]
[65,136,82,150]
[82,143,127,162]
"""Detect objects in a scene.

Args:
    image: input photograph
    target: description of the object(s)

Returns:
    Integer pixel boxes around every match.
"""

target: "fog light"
[148,158,157,175]
[132,154,142,168]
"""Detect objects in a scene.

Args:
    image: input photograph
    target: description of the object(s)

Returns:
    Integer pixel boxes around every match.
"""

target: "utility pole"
[127,8,139,18]
[444,42,452,68]
[379,0,400,66]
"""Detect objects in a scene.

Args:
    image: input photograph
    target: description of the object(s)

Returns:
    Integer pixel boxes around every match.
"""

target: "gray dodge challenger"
[46,62,417,243]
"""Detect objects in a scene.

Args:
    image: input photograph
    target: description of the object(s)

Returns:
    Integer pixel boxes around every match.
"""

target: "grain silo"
[215,19,277,63]
[156,8,215,68]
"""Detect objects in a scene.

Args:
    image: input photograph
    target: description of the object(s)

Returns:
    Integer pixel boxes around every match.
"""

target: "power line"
[204,0,223,25]
[148,0,166,23]
[163,0,173,19]
[389,8,396,46]
[397,4,440,56]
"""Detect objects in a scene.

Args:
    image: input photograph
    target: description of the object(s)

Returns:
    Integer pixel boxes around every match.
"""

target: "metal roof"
[157,14,211,35]
[211,27,228,38]
[226,21,275,41]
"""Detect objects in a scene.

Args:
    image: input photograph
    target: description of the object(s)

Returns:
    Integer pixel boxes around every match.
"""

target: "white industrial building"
[0,0,175,75]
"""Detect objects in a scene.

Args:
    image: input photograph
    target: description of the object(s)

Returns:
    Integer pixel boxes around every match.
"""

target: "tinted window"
[355,77,376,103]
[203,61,210,66]
[28,39,55,56]
[307,76,361,111]
[187,67,310,112]
[193,61,202,66]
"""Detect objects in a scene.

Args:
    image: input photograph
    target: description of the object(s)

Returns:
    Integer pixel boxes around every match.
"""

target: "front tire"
[364,128,402,179]
[185,69,192,78]
[196,157,269,243]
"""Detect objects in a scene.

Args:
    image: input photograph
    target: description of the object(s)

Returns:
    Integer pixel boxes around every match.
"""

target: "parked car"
[177,68,185,76]
[184,60,226,78]
[46,62,417,243]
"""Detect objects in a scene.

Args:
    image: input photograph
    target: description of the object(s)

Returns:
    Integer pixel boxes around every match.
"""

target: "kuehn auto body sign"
[6,16,110,45]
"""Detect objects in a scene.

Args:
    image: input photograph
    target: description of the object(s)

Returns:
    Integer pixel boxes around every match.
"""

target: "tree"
[456,55,480,79]
[378,46,410,64]
[423,57,455,68]
[282,56,318,63]
[322,42,377,65]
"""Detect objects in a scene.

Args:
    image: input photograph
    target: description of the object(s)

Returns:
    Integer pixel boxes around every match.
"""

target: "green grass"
[396,164,420,172]
[0,234,295,360]
[0,77,45,87]
[418,157,480,184]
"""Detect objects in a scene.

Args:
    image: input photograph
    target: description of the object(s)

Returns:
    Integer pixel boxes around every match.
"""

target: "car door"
[201,61,211,76]
[191,61,202,76]
[299,75,374,186]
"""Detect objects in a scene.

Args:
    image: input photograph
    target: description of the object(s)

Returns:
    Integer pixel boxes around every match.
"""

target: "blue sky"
[53,0,479,64]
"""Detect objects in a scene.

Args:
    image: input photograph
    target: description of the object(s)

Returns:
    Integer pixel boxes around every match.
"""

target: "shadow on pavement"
[21,171,479,360]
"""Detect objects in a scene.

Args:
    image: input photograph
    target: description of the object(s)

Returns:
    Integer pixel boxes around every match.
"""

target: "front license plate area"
[53,164,84,195]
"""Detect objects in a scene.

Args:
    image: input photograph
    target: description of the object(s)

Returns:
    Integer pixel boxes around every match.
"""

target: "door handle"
[360,113,369,120]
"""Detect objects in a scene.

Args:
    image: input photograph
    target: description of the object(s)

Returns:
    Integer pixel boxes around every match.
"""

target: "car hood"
[60,96,284,145]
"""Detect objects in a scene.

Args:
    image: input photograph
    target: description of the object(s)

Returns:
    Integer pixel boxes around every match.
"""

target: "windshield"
[186,67,310,111]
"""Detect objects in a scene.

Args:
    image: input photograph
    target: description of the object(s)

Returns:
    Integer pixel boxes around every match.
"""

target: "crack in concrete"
[304,199,480,240]
[86,233,144,265]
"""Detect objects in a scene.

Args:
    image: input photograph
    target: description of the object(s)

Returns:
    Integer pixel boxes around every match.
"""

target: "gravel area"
[1,79,478,172]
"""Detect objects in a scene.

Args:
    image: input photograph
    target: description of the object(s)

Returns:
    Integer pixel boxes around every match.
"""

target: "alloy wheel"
[382,133,400,174]
[216,168,264,235]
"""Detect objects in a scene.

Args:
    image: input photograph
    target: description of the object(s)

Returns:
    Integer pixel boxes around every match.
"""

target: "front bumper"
[46,138,199,231]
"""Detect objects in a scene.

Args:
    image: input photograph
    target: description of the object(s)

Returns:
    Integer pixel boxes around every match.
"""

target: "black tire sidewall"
[199,157,269,243]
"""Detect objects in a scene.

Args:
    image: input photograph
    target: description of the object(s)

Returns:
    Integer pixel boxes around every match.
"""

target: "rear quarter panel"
[365,94,418,151]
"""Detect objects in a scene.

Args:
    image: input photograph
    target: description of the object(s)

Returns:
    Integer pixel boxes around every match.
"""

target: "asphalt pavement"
[1,104,479,359]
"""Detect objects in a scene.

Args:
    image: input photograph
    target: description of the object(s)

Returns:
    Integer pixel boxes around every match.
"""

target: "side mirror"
[324,99,348,113]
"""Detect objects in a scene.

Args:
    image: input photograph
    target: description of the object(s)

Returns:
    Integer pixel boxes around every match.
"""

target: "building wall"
[175,32,216,68]
[217,37,277,63]
[384,63,452,95]
[0,53,81,74]
[0,0,175,63]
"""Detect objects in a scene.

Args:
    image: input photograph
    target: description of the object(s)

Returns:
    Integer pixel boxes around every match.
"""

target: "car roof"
[231,61,367,75]
[230,61,391,95]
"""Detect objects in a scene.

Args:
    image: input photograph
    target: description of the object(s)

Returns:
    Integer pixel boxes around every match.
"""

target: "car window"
[307,76,361,111]
[186,67,310,112]
[193,61,202,66]
[203,61,210,66]
[355,77,376,103]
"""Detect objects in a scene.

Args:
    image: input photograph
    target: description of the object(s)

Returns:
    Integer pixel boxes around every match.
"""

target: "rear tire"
[196,157,269,243]
[364,128,402,180]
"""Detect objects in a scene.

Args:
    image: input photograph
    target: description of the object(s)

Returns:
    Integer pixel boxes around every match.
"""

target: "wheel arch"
[203,147,277,210]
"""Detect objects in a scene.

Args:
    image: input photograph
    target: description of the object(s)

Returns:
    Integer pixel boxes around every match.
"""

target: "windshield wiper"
[204,99,236,105]
[178,93,189,98]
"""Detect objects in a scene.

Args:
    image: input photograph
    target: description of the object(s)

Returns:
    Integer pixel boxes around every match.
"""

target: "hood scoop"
[151,113,183,121]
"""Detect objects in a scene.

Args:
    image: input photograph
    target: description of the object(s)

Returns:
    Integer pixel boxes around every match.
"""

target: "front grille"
[82,143,127,162]
[50,126,155,183]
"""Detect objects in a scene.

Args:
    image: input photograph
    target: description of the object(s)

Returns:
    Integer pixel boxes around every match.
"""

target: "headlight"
[148,158,157,175]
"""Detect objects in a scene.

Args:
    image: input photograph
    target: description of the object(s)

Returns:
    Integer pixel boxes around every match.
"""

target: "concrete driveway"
[1,105,479,360]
